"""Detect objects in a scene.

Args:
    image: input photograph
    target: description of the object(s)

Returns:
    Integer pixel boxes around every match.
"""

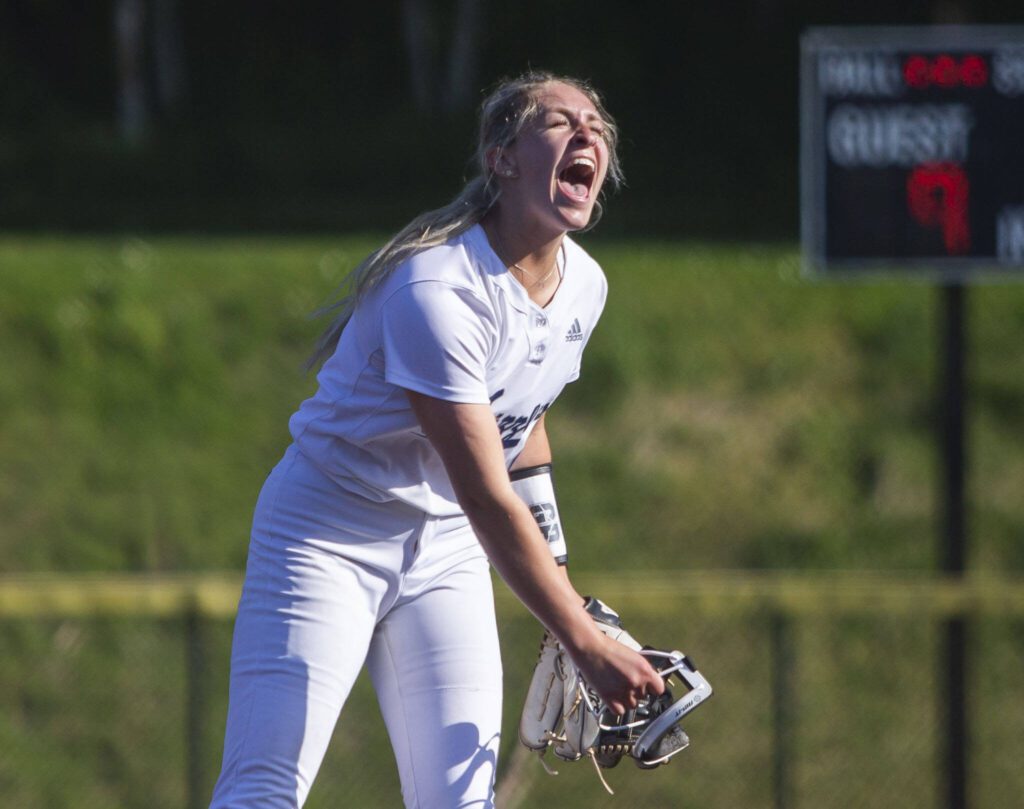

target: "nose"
[573,123,599,146]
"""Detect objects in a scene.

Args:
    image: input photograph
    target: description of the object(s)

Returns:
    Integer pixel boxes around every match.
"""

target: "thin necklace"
[511,258,558,289]
[491,227,561,289]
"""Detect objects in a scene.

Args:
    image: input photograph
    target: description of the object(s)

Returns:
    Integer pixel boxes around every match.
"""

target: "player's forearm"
[406,393,599,653]
[459,492,600,656]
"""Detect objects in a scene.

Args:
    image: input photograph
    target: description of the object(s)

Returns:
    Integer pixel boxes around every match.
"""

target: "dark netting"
[0,589,1022,809]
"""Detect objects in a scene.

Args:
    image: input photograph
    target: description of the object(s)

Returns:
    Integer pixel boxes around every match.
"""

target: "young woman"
[210,71,663,809]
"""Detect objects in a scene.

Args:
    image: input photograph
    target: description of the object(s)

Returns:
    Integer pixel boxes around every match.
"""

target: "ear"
[489,146,518,179]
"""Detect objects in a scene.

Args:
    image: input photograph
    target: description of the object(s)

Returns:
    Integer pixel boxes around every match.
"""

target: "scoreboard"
[801,26,1024,278]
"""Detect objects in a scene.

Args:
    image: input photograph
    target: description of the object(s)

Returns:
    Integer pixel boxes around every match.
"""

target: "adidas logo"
[565,318,584,342]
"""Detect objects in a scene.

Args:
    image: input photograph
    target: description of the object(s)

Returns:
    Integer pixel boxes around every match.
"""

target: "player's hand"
[570,631,665,715]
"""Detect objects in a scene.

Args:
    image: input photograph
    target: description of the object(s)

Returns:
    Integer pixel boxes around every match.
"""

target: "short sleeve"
[380,281,495,404]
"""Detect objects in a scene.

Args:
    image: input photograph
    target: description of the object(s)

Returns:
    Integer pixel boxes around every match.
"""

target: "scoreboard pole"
[801,26,1024,809]
[940,282,967,809]
[941,285,966,577]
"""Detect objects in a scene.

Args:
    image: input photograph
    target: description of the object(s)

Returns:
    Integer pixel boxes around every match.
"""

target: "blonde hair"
[308,70,623,368]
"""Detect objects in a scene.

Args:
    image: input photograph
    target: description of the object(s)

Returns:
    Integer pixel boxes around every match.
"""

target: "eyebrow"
[543,106,605,123]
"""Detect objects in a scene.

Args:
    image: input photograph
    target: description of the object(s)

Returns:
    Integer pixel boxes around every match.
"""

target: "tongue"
[559,178,588,200]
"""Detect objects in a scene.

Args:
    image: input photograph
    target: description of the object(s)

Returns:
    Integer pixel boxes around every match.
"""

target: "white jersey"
[289,223,607,515]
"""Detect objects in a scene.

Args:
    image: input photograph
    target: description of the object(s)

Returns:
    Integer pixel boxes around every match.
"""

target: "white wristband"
[509,464,568,565]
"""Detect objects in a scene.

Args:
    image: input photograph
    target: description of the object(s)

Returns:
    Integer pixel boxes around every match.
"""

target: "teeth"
[569,157,595,171]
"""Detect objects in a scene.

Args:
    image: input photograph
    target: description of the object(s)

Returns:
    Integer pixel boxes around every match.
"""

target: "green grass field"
[2,234,1023,575]
[2,234,1024,807]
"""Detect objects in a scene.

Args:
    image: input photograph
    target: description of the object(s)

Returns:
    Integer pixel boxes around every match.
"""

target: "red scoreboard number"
[903,53,988,89]
[802,27,1024,278]
[907,163,970,256]
[904,54,983,256]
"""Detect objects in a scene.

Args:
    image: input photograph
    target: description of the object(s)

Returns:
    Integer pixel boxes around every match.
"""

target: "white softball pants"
[209,446,502,808]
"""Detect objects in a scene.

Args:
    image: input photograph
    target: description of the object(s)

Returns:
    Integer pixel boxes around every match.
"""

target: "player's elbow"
[453,480,515,526]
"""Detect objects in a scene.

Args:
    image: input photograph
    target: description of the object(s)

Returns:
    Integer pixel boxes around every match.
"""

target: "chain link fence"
[0,573,1021,809]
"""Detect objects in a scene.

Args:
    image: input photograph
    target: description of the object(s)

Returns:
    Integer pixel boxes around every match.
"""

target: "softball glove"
[518,597,713,794]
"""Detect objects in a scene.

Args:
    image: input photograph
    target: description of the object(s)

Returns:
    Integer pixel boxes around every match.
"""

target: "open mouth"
[557,157,597,202]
